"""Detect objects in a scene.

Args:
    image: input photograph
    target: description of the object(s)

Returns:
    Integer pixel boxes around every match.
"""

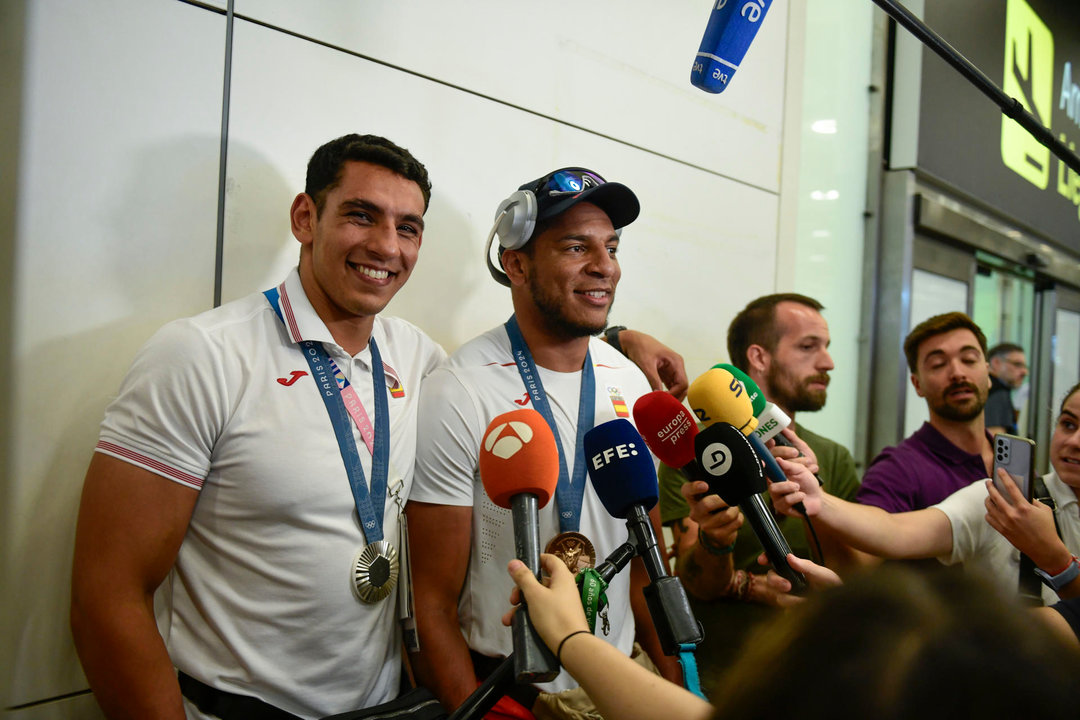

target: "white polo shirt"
[410,325,654,693]
[935,470,1080,605]
[96,267,446,719]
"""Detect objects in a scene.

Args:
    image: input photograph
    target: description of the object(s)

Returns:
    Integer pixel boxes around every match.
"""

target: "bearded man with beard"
[855,312,995,513]
[655,294,862,691]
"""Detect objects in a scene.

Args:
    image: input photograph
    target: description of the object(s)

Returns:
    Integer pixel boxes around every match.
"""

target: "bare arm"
[768,469,954,559]
[612,329,689,401]
[405,501,477,710]
[506,555,713,720]
[70,454,199,720]
[770,430,877,570]
[670,480,740,600]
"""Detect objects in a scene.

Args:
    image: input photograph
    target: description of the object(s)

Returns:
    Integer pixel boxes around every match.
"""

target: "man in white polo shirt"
[407,167,680,719]
[71,134,445,720]
[71,138,687,720]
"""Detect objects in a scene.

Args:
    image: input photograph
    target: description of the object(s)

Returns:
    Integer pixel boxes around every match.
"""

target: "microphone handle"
[739,493,807,593]
[626,505,704,654]
[748,433,810,516]
[595,541,636,584]
[510,494,559,683]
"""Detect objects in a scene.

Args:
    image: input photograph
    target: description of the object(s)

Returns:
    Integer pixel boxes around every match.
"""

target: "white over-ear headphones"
[483,185,623,287]
[484,189,538,287]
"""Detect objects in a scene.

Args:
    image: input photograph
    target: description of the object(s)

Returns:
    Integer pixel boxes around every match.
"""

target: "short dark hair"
[727,294,825,373]
[903,312,988,374]
[304,133,431,216]
[988,342,1025,361]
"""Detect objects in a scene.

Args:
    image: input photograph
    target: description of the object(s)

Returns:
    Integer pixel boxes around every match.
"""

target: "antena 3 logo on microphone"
[1001,0,1055,189]
[484,418,535,459]
[479,409,558,509]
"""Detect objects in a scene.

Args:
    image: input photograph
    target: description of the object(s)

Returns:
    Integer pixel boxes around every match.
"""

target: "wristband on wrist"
[556,629,592,666]
[697,527,736,556]
[1036,555,1080,591]
[603,325,627,356]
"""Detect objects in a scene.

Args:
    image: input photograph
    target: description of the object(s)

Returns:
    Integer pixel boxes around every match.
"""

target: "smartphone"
[991,433,1035,504]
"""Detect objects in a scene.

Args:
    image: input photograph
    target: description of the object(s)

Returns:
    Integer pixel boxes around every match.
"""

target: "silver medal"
[352,540,400,603]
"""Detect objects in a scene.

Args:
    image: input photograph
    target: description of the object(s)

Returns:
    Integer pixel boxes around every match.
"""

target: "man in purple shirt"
[856,312,995,512]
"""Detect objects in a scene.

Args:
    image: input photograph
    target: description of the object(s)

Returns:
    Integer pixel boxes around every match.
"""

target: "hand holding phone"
[991,433,1035,505]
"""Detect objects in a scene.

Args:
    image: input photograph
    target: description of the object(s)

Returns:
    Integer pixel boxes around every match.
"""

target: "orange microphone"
[479,409,560,683]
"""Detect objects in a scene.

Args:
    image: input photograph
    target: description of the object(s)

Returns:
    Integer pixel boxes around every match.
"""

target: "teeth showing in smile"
[350,263,389,280]
[584,291,607,299]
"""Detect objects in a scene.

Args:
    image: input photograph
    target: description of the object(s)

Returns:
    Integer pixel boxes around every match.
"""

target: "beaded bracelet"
[697,527,736,556]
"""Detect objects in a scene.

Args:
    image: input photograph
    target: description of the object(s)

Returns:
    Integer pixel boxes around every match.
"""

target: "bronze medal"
[352,540,400,603]
[545,532,596,573]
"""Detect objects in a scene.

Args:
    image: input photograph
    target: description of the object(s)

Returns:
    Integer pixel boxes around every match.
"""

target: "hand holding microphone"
[688,367,810,516]
[479,409,561,683]
[693,421,807,593]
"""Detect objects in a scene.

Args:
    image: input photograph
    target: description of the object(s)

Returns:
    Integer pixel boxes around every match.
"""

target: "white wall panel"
[5,0,224,706]
[223,20,778,380]
[231,0,788,192]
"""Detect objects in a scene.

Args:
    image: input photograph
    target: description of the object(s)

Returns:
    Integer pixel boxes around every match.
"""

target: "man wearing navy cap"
[407,168,681,718]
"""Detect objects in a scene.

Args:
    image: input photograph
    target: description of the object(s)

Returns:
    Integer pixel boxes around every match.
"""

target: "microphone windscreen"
[752,402,791,443]
[713,363,766,417]
[479,408,559,509]
[584,419,658,519]
[693,422,767,505]
[687,368,758,435]
[632,391,698,468]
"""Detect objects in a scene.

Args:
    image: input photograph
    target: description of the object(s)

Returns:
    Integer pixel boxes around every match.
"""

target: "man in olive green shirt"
[658,293,861,692]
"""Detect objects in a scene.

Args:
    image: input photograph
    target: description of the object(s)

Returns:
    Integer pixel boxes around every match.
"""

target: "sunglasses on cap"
[532,168,608,197]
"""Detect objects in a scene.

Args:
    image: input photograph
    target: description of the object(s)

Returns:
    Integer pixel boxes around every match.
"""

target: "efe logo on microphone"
[589,442,640,472]
[483,420,535,459]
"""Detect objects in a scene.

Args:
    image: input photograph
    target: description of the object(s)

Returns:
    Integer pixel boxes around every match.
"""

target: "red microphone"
[479,409,560,683]
[632,391,702,478]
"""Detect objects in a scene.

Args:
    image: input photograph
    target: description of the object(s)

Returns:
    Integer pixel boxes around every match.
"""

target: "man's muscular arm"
[71,454,199,720]
[670,480,740,600]
[405,501,478,710]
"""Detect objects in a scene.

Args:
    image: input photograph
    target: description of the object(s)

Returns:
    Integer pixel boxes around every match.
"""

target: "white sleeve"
[96,319,228,489]
[409,366,482,506]
[932,481,991,566]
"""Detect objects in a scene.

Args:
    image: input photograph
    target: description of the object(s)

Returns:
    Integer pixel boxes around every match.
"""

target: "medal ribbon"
[504,315,595,533]
[264,287,389,543]
[327,356,375,455]
[576,568,609,634]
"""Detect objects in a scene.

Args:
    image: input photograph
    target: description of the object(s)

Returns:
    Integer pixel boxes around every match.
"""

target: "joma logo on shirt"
[277,371,307,386]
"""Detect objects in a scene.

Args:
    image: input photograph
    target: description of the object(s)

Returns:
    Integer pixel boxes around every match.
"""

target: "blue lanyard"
[504,315,595,533]
[264,288,389,543]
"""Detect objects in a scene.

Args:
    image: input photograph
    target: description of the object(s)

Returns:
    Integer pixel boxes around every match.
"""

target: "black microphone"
[479,409,560,683]
[585,419,703,655]
[694,422,807,593]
